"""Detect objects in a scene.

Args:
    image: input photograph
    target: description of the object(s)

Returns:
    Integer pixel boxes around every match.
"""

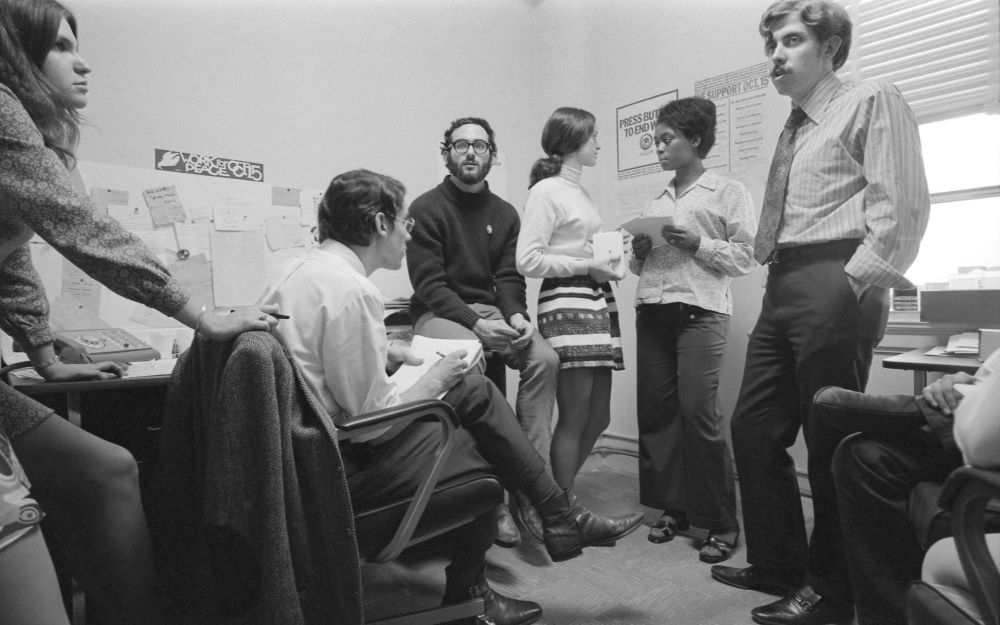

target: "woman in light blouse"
[630,98,756,564]
[516,107,627,494]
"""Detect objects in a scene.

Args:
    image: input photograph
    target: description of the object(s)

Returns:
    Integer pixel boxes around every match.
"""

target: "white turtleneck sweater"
[516,166,604,278]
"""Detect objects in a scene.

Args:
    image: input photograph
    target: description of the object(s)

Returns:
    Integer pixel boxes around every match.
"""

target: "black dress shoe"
[512,491,544,543]
[750,586,853,625]
[495,503,521,548]
[710,565,799,596]
[442,581,542,625]
[540,489,645,562]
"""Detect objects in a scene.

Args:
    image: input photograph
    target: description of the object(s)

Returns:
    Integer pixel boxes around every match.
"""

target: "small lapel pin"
[486,225,493,235]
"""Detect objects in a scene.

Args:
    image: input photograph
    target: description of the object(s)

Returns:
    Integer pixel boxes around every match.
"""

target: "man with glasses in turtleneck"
[406,117,559,548]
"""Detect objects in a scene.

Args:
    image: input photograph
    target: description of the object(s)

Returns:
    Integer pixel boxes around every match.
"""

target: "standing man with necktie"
[711,2,929,624]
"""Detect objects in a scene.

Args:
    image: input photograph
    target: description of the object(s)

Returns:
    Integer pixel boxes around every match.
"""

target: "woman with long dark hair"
[0,2,277,622]
[516,107,632,497]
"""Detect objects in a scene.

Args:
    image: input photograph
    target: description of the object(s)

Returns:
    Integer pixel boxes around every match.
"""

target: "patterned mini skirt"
[537,275,624,370]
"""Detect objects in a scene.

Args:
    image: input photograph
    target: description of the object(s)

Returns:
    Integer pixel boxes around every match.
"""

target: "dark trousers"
[833,428,960,625]
[730,254,888,604]
[344,374,549,578]
[636,303,737,531]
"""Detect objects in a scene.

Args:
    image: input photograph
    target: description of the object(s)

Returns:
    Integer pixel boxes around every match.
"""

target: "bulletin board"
[29,160,323,333]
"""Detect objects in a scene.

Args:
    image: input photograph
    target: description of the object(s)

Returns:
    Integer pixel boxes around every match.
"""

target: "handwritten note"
[142,185,185,224]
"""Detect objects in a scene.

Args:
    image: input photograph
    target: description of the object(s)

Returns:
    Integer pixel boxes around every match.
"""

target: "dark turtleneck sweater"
[406,177,527,329]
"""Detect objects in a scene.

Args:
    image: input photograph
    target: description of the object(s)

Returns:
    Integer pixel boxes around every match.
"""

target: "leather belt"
[768,239,861,265]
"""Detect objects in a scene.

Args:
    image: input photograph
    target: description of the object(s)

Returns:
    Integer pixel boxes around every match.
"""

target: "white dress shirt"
[258,241,401,440]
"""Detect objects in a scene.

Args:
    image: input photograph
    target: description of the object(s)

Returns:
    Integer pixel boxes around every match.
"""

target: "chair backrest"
[154,331,363,625]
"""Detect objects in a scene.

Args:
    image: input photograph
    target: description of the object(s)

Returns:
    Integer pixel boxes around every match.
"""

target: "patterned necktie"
[754,106,809,264]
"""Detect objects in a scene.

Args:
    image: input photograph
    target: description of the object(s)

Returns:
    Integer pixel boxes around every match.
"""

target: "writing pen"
[230,309,290,319]
[436,351,447,358]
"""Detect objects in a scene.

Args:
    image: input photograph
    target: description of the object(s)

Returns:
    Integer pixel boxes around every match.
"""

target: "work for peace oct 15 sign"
[155,149,264,183]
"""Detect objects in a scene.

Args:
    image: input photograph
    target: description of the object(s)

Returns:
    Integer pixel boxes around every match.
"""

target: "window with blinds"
[842,0,1000,124]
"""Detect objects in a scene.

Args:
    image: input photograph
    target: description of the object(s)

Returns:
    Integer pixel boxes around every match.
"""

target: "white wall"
[67,0,925,474]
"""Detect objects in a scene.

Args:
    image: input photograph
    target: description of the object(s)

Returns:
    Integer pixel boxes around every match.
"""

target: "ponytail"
[528,154,563,188]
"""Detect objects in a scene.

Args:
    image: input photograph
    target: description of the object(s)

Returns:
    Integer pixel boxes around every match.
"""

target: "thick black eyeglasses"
[450,139,491,155]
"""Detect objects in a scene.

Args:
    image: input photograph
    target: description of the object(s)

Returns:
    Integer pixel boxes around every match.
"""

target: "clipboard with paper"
[388,335,484,397]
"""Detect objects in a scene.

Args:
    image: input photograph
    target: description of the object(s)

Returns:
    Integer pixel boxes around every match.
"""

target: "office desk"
[7,371,172,427]
[882,347,982,394]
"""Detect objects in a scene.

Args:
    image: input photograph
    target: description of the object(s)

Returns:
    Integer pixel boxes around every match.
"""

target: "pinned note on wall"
[271,186,302,208]
[142,185,185,225]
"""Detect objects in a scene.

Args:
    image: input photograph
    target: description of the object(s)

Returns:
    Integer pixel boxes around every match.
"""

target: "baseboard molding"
[585,432,813,498]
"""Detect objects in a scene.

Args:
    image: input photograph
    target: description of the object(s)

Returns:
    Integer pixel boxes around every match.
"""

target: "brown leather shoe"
[442,580,542,625]
[540,489,645,562]
[750,585,853,625]
[495,503,520,548]
[710,565,799,596]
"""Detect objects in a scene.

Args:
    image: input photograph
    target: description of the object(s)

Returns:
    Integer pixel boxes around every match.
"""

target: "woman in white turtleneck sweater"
[516,107,630,496]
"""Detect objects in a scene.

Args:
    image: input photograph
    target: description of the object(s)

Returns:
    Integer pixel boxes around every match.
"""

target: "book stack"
[892,287,919,312]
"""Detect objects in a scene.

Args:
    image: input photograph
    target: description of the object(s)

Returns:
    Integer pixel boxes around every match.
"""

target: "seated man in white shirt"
[829,347,1000,625]
[258,169,644,625]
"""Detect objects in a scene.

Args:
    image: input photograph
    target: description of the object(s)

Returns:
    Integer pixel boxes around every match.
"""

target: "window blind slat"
[848,0,999,123]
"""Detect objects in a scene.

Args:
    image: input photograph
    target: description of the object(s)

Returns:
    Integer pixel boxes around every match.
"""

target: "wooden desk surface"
[6,371,171,396]
[882,347,982,375]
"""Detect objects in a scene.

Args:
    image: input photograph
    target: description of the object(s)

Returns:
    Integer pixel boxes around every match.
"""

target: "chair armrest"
[0,361,33,384]
[337,399,462,563]
[939,465,1000,625]
[813,386,926,434]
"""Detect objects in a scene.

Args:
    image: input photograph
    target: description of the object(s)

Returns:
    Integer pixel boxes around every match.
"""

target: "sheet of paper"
[591,231,626,274]
[60,261,102,313]
[173,222,212,258]
[213,204,261,231]
[168,253,214,311]
[91,188,129,216]
[265,216,307,250]
[620,216,676,247]
[300,189,322,226]
[271,186,302,207]
[388,336,484,397]
[108,204,155,232]
[142,185,185,224]
[210,230,267,306]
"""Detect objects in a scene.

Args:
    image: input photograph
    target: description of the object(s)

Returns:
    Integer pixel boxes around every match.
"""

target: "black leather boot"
[538,489,645,562]
[442,580,542,625]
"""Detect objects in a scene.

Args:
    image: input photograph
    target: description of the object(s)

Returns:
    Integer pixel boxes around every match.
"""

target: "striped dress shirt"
[776,71,930,290]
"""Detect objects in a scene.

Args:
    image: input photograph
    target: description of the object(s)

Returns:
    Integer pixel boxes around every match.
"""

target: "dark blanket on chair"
[152,331,362,625]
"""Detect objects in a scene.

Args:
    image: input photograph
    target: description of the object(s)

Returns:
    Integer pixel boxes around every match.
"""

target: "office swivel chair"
[907,466,1000,625]
[154,330,501,625]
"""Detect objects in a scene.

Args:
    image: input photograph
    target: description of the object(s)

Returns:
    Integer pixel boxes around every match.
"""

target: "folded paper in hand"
[620,216,676,247]
[389,335,484,397]
[591,231,626,275]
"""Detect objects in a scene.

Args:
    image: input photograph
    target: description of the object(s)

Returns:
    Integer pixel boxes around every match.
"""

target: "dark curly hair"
[760,0,852,71]
[440,116,497,154]
[317,169,406,246]
[655,97,716,159]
